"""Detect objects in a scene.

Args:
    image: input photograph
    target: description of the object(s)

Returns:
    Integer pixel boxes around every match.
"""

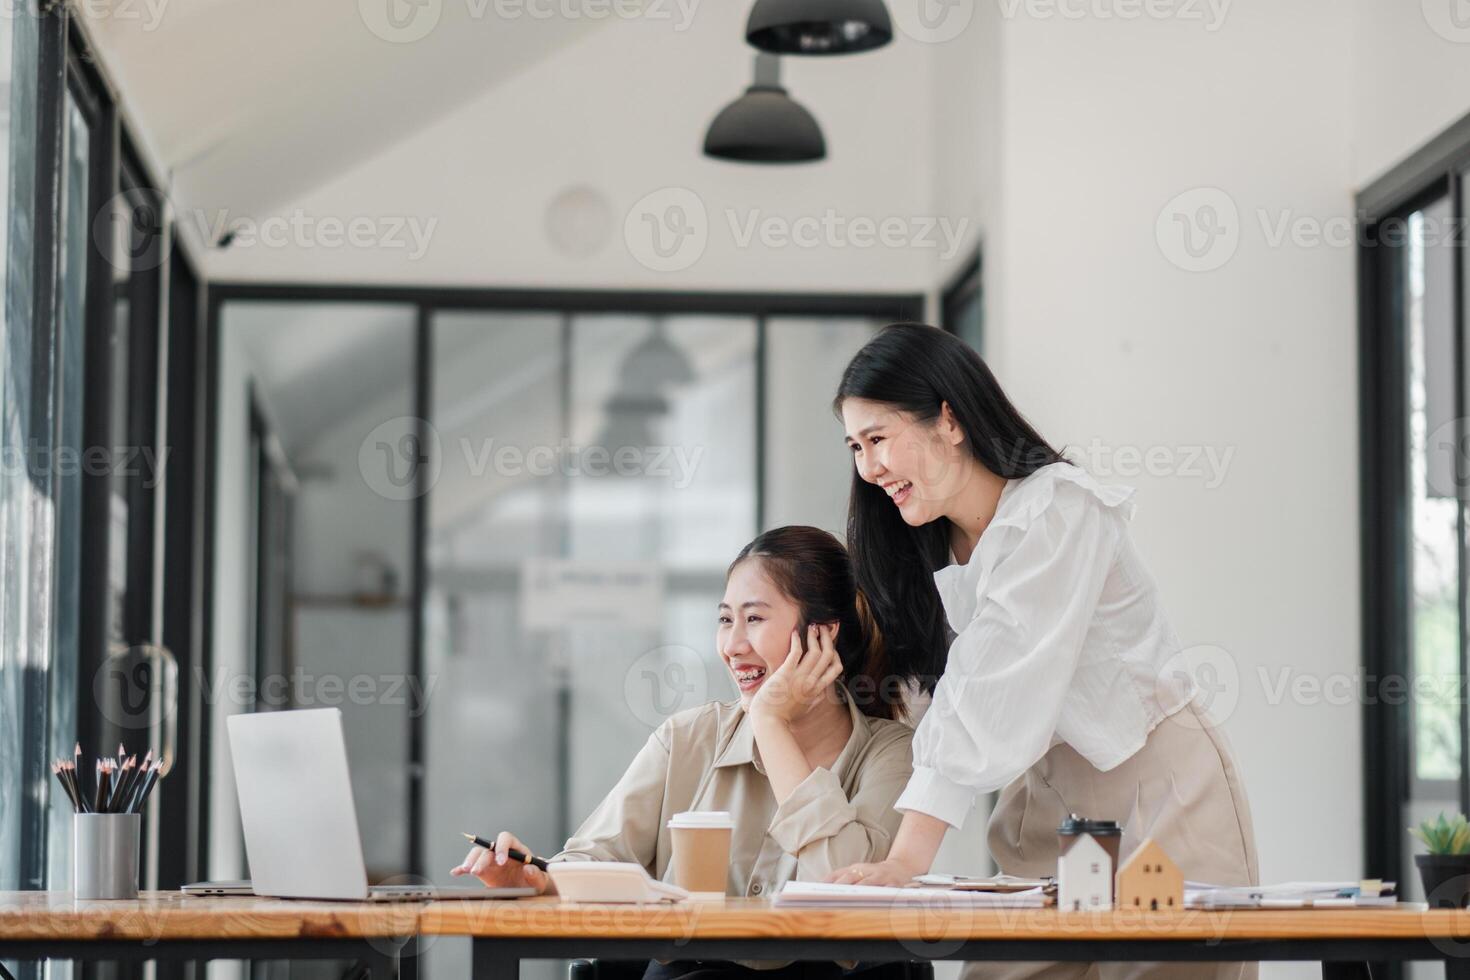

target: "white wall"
[1351,0,1470,188]
[926,0,995,316]
[199,3,950,293]
[978,9,1357,980]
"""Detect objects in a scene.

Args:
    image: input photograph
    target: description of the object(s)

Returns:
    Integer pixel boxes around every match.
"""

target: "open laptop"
[192,707,533,901]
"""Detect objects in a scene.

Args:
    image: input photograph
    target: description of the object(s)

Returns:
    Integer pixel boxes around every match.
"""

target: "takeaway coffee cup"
[1057,814,1122,868]
[1057,814,1122,903]
[668,811,734,897]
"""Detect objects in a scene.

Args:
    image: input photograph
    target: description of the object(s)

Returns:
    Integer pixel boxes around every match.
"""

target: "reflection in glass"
[764,317,881,535]
[1406,201,1461,787]
[46,87,92,892]
[213,302,418,890]
[106,190,132,644]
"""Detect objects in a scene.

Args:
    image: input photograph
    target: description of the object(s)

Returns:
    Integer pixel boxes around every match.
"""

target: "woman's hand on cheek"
[749,624,842,725]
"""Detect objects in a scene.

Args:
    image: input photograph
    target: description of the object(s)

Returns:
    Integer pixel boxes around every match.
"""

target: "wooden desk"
[0,892,417,977]
[8,892,1470,979]
[422,896,1470,980]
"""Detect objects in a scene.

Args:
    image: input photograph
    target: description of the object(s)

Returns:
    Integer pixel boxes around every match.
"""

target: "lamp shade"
[703,54,826,164]
[746,0,893,55]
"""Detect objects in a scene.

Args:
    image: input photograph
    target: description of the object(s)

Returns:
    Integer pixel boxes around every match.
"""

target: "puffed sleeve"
[894,482,1121,829]
[766,724,913,880]
[552,721,671,871]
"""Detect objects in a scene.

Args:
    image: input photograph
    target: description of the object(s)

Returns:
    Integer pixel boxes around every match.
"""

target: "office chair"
[568,960,936,980]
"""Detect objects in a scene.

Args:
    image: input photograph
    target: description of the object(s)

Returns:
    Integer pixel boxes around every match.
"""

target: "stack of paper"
[914,873,1052,892]
[776,880,1050,908]
[1184,880,1399,909]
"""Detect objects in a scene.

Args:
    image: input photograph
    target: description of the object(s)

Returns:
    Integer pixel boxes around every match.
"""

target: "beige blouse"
[552,693,914,900]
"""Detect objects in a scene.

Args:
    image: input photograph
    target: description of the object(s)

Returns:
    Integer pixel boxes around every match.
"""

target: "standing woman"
[827,324,1257,980]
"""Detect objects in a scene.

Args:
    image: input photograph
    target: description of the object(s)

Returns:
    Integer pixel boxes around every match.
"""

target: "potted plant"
[1411,812,1470,908]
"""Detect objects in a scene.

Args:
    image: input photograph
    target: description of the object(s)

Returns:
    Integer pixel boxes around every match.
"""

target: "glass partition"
[211,299,894,980]
[212,301,419,889]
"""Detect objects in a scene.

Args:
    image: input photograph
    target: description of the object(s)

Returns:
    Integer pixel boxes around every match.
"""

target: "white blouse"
[893,461,1197,829]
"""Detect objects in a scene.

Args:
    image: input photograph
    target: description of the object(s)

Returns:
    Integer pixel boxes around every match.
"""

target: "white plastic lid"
[667,810,734,830]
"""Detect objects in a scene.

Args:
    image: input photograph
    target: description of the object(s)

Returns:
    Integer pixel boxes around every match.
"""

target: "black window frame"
[1359,107,1470,980]
[940,247,982,350]
[45,10,211,900]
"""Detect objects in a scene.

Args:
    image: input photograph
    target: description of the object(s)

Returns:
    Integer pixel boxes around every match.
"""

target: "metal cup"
[74,813,141,900]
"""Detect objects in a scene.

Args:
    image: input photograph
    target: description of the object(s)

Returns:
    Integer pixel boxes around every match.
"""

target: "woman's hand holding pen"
[451,831,551,894]
[750,624,842,726]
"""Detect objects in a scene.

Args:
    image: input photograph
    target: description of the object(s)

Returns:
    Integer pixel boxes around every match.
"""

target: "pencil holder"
[74,813,140,900]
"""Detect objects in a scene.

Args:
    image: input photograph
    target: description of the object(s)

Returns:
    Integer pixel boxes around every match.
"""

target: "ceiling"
[80,0,615,220]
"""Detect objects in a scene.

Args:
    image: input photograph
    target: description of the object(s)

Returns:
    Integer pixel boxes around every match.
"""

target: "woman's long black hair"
[833,323,1067,693]
[729,526,899,719]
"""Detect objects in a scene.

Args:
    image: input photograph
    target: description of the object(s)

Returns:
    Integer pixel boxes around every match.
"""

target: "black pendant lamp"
[746,0,893,55]
[703,54,826,164]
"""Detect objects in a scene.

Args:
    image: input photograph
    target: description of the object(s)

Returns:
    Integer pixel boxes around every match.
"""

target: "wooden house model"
[1115,837,1183,911]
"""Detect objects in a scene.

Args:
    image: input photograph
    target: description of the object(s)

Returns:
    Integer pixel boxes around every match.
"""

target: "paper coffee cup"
[667,811,733,897]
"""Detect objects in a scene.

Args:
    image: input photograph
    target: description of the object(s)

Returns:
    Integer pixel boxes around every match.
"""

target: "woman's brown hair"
[727,525,903,720]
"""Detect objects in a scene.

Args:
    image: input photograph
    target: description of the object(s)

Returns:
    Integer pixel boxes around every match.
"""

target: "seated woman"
[453,525,914,975]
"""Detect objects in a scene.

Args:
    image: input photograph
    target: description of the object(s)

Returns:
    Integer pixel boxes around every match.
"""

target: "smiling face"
[841,396,975,527]
[718,559,804,704]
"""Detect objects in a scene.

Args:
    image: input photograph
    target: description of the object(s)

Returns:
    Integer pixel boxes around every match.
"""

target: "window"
[1360,109,1470,938]
[0,0,47,899]
[1,8,209,933]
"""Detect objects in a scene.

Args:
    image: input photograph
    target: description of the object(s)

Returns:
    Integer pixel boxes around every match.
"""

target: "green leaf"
[1410,812,1470,854]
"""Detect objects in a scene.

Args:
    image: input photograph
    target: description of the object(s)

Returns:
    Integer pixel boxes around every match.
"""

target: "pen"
[462,833,549,871]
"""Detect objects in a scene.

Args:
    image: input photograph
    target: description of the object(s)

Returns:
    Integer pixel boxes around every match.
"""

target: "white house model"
[1058,833,1114,911]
